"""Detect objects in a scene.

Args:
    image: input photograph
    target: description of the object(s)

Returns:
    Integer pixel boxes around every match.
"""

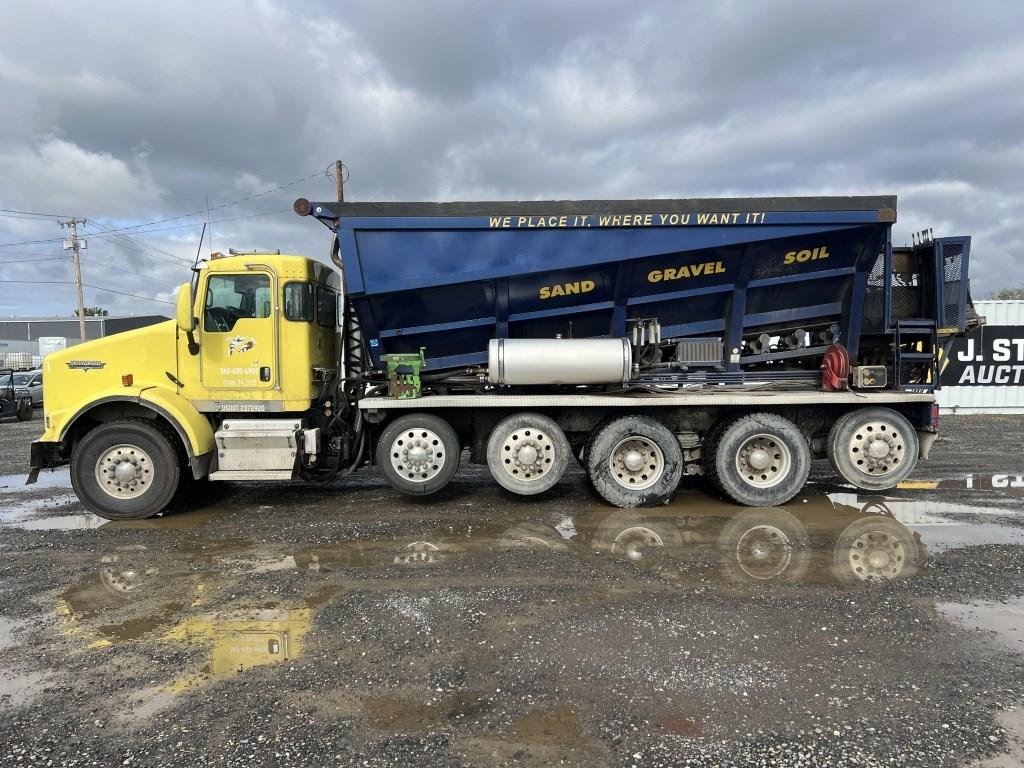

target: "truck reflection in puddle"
[55,549,329,720]
[579,494,926,586]
[50,488,976,722]
[160,607,314,691]
[53,489,951,647]
[288,491,927,587]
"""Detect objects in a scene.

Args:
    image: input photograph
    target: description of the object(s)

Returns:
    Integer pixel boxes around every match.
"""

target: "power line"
[109,231,189,262]
[0,197,301,248]
[0,207,75,217]
[84,283,175,305]
[1,257,71,265]
[1,249,67,257]
[73,168,328,239]
[0,279,174,305]
[82,221,192,266]
[0,212,65,222]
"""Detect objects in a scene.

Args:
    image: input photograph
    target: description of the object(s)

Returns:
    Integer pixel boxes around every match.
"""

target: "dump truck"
[29,195,976,520]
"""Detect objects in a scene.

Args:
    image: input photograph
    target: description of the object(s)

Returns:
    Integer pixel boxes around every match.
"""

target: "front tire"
[827,407,918,491]
[71,420,181,520]
[586,415,683,508]
[376,414,460,496]
[706,413,810,507]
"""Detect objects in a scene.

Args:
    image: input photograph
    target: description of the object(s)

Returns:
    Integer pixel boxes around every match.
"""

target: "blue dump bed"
[300,196,971,383]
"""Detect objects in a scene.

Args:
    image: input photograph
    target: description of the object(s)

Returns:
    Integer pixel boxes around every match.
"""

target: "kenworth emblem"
[66,360,105,370]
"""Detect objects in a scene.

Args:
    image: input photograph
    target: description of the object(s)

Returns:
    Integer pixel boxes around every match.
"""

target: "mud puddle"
[0,496,224,531]
[0,616,27,650]
[938,596,1024,651]
[0,468,70,491]
[0,670,51,708]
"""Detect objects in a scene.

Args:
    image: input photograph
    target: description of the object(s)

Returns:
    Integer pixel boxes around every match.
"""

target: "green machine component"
[380,349,426,399]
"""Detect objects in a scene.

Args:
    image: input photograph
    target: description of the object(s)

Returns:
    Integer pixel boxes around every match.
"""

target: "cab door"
[200,271,278,391]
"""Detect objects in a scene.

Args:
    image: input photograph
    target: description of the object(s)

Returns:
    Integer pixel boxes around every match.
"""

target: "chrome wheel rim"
[390,428,446,483]
[735,434,791,488]
[735,524,792,580]
[847,421,905,477]
[95,443,153,499]
[608,436,664,490]
[846,529,907,580]
[498,425,555,483]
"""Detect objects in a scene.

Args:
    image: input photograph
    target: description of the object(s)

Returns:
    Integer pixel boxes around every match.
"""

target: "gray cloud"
[2,0,1023,316]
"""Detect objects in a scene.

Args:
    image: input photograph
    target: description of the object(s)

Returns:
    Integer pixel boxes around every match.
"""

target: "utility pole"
[334,160,345,202]
[60,218,87,343]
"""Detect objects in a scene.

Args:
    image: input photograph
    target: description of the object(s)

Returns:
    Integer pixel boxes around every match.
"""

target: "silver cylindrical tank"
[488,338,632,385]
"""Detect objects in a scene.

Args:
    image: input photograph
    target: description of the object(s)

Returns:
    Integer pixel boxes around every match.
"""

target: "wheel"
[706,413,810,506]
[827,407,918,491]
[585,415,683,508]
[717,508,810,583]
[16,400,32,421]
[831,515,921,584]
[486,412,570,496]
[376,414,460,496]
[71,420,182,520]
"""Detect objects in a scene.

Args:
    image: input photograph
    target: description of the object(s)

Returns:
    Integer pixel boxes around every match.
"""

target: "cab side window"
[317,286,338,328]
[284,283,313,322]
[204,274,271,332]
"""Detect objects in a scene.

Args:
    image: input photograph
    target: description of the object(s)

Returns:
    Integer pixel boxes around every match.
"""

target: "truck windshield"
[204,274,271,332]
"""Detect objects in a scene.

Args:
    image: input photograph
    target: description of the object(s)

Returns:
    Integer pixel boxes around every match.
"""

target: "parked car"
[0,369,32,421]
[0,370,42,407]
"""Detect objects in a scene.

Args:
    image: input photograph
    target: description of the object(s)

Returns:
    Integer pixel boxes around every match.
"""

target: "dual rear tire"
[705,413,810,507]
[585,416,683,508]
[375,414,461,495]
[827,407,918,491]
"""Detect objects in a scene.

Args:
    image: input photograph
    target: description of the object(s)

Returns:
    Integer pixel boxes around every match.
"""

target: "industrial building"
[0,315,168,357]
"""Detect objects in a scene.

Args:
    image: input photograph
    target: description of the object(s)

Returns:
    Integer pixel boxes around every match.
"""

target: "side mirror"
[175,282,194,332]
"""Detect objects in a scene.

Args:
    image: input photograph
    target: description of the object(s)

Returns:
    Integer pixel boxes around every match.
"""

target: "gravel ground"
[1,414,1023,766]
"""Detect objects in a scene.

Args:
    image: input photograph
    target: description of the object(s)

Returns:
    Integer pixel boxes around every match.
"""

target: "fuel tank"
[487,338,631,385]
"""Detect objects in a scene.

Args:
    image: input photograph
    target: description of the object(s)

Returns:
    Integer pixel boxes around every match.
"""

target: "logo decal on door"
[228,336,256,356]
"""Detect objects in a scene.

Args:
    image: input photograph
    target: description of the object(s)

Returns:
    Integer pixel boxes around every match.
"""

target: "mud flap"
[918,431,938,460]
[26,441,45,485]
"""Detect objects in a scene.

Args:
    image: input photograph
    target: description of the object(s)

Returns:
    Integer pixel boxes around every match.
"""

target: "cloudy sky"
[1,0,1022,317]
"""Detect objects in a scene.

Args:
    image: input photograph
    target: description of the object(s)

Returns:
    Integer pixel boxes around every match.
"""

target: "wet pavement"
[0,415,1023,766]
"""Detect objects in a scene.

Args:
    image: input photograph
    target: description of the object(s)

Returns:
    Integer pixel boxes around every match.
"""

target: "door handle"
[260,366,271,382]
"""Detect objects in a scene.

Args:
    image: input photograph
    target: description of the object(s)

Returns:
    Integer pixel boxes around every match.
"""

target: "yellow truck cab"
[30,252,340,519]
